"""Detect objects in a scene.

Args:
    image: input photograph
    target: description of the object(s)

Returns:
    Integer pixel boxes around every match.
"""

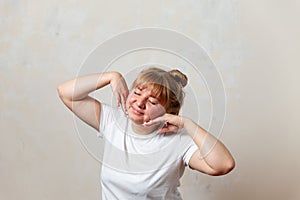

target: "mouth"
[130,106,144,115]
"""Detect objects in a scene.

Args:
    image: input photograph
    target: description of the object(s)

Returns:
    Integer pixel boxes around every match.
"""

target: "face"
[126,86,166,124]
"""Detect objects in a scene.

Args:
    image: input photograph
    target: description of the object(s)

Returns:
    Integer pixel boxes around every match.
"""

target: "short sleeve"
[182,142,198,167]
[97,103,115,138]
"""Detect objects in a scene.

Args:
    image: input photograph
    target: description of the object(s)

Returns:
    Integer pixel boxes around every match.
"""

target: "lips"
[130,106,144,115]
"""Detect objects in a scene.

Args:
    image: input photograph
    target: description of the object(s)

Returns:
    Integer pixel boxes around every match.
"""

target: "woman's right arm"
[57,72,128,131]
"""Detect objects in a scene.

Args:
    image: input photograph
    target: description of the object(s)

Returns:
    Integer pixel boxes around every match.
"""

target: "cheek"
[148,105,166,119]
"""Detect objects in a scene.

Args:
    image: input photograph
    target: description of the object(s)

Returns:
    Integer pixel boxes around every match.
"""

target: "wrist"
[108,71,122,82]
[181,117,193,129]
[182,118,202,138]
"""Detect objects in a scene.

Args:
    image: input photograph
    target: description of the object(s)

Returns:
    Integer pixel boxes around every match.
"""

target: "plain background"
[1,0,299,199]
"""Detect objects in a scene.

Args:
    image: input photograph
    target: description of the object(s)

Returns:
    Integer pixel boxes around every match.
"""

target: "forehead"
[135,85,156,96]
[134,83,168,104]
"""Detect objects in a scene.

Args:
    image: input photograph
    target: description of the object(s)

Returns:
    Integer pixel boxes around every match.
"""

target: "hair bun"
[168,69,188,87]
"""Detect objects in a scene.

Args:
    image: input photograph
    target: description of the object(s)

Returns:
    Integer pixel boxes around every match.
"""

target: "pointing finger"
[143,116,165,126]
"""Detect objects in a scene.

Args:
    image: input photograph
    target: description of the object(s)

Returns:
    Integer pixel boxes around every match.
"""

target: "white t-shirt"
[98,104,198,200]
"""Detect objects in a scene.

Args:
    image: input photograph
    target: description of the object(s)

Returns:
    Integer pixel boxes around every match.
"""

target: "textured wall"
[1,0,299,199]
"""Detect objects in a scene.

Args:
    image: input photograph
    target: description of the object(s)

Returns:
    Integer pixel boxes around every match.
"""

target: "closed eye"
[148,100,157,105]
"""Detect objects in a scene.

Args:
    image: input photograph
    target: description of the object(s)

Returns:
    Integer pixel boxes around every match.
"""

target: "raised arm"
[57,72,128,131]
[181,118,235,176]
[144,114,235,176]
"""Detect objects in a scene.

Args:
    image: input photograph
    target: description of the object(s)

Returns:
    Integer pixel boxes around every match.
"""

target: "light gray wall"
[1,0,299,199]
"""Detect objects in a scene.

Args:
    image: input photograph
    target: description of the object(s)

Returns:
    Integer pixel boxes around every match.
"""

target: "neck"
[131,122,161,135]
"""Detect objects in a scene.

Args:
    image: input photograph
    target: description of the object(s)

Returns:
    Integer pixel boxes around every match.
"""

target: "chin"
[127,113,144,124]
[131,119,144,125]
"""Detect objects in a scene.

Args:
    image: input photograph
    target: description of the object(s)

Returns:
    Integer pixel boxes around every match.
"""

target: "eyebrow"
[135,87,160,100]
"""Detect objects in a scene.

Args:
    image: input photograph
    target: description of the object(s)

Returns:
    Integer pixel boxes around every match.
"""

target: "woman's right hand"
[110,72,129,113]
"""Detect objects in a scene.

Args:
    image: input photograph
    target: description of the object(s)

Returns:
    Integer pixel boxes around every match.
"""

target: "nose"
[136,96,146,109]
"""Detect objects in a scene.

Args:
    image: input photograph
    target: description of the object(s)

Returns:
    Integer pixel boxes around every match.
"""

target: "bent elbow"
[218,159,235,176]
[224,159,235,174]
[57,84,70,104]
[57,84,69,100]
[210,159,235,176]
[57,84,63,99]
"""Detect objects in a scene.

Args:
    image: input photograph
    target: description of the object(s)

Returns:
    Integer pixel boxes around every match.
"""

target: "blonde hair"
[131,67,188,115]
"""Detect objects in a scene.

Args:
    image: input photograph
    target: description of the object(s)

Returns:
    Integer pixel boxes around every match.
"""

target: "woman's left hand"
[144,114,186,133]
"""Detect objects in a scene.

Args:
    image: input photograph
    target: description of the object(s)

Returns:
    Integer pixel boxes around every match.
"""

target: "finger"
[157,125,179,134]
[143,116,165,126]
[152,115,167,123]
[157,127,169,133]
[115,94,121,107]
[121,95,127,113]
[124,88,129,98]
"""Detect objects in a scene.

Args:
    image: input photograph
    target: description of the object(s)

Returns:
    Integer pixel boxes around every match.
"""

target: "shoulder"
[100,103,124,119]
[99,104,124,134]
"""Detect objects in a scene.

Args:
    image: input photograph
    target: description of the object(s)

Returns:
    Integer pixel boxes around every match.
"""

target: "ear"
[166,108,178,115]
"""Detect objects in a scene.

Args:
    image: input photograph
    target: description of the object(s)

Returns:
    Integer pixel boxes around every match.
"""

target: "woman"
[57,67,235,199]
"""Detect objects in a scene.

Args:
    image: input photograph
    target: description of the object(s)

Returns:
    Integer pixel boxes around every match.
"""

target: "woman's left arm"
[182,118,235,176]
[145,114,235,176]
